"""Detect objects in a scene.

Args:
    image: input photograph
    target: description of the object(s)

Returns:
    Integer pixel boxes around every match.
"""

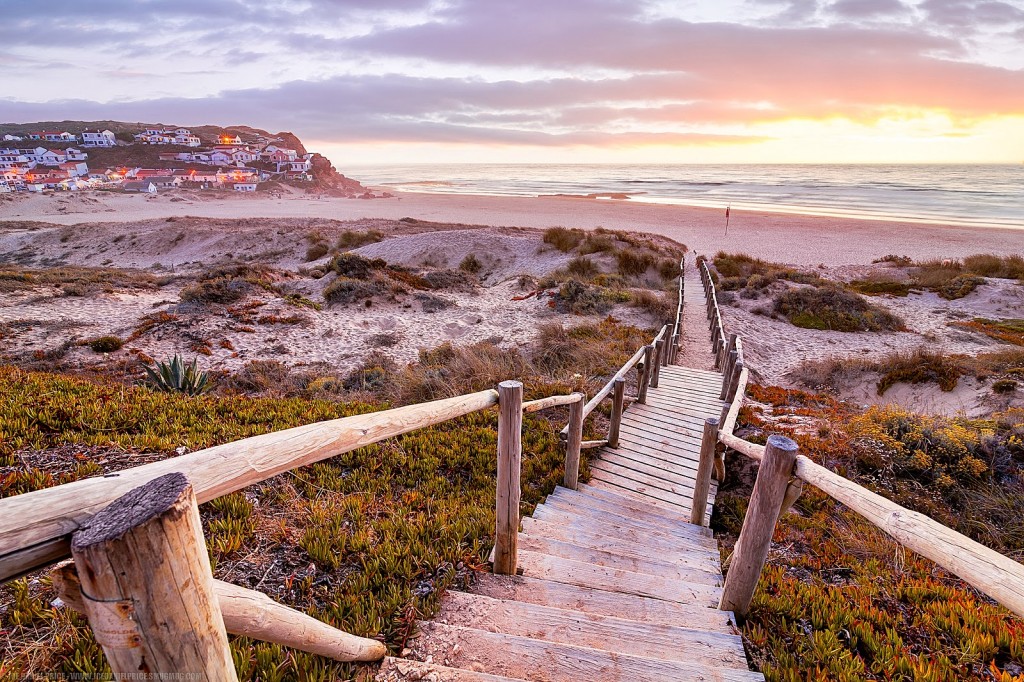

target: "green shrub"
[578,233,615,254]
[144,355,209,395]
[875,349,963,395]
[992,379,1017,393]
[849,279,914,297]
[459,253,482,274]
[88,336,123,353]
[305,242,329,262]
[328,253,385,279]
[774,286,906,332]
[615,249,655,277]
[542,227,585,252]
[179,278,253,305]
[937,274,985,300]
[566,256,599,279]
[323,277,384,304]
[336,229,384,250]
[553,279,627,314]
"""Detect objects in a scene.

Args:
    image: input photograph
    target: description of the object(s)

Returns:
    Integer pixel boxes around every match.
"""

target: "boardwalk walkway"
[378,256,763,681]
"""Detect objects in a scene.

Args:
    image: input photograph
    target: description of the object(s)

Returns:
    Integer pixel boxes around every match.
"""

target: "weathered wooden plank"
[513,535,721,585]
[537,497,714,546]
[437,592,746,668]
[377,657,526,682]
[469,573,737,632]
[512,550,723,606]
[409,622,764,681]
[519,517,718,560]
[587,470,694,509]
[590,459,697,495]
[591,455,698,494]
[570,484,707,532]
[617,419,702,444]
[531,505,711,550]
[550,485,710,535]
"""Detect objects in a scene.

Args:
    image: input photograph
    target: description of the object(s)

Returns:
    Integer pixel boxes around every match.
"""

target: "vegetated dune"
[708,253,1024,416]
[0,217,684,381]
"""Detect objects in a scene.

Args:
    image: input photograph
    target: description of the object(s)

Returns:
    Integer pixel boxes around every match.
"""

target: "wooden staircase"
[378,258,764,681]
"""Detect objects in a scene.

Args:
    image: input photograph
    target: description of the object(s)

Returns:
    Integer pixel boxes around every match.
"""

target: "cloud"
[827,0,910,18]
[2,0,1023,153]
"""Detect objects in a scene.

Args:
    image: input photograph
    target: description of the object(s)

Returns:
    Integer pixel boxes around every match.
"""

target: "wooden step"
[588,460,697,499]
[520,517,720,562]
[585,475,696,512]
[470,573,737,633]
[530,505,714,550]
[536,497,713,545]
[436,591,748,668]
[515,533,722,584]
[514,549,722,606]
[377,657,526,681]
[550,485,708,533]
[577,477,704,520]
[571,483,710,532]
[586,470,694,509]
[408,622,764,681]
[594,446,700,481]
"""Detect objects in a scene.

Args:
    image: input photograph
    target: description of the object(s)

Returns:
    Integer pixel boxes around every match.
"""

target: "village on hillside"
[0,126,316,194]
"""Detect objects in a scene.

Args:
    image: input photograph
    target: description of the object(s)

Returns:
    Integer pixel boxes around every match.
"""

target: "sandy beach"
[2,189,1021,267]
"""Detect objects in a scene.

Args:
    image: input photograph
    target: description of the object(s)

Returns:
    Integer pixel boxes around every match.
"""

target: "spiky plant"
[144,355,209,395]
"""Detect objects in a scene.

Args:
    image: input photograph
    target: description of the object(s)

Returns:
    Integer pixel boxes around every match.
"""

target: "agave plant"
[144,355,209,395]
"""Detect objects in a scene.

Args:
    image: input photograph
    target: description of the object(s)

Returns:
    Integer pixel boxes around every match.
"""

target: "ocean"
[349,164,1024,230]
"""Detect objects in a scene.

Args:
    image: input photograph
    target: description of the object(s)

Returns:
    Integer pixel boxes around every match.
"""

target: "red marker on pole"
[725,205,731,236]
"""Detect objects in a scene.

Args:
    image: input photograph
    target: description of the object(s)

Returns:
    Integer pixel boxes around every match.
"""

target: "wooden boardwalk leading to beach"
[378,257,763,681]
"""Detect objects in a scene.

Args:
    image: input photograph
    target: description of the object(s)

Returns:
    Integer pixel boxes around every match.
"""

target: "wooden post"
[70,472,237,680]
[669,334,679,365]
[494,380,524,575]
[637,345,654,404]
[719,435,799,620]
[690,418,719,526]
[51,562,387,662]
[564,394,584,490]
[650,339,664,388]
[726,361,745,403]
[720,349,738,399]
[608,377,625,448]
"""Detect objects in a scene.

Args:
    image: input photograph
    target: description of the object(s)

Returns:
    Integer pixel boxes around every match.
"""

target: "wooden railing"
[0,256,690,677]
[693,255,1024,621]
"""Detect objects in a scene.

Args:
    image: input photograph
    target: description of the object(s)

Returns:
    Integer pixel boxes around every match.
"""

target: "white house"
[38,149,67,165]
[233,182,258,192]
[217,134,243,145]
[59,162,90,178]
[124,181,157,194]
[81,129,117,147]
[172,129,201,147]
[208,150,234,166]
[230,148,257,163]
[65,147,87,161]
[38,131,75,142]
[2,134,24,142]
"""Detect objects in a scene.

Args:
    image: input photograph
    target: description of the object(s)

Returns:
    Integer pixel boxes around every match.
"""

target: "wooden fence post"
[494,380,524,575]
[651,339,665,388]
[637,345,654,404]
[608,377,625,448]
[690,418,719,526]
[726,361,745,403]
[719,435,799,620]
[70,472,237,680]
[564,394,584,490]
[720,349,738,399]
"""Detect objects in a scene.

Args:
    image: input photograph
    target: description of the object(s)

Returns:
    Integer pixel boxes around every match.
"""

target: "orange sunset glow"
[3,0,1023,163]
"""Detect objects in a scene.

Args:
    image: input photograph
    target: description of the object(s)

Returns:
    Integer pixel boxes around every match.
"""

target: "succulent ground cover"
[715,384,1024,681]
[0,317,645,681]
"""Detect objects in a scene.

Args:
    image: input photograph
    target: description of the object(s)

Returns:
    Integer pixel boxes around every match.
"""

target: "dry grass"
[773,285,906,332]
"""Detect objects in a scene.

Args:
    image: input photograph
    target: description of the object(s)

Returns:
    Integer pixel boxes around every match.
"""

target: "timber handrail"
[0,389,502,583]
[698,252,1024,620]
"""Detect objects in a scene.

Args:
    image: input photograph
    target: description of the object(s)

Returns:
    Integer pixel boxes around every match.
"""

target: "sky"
[2,0,1024,164]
